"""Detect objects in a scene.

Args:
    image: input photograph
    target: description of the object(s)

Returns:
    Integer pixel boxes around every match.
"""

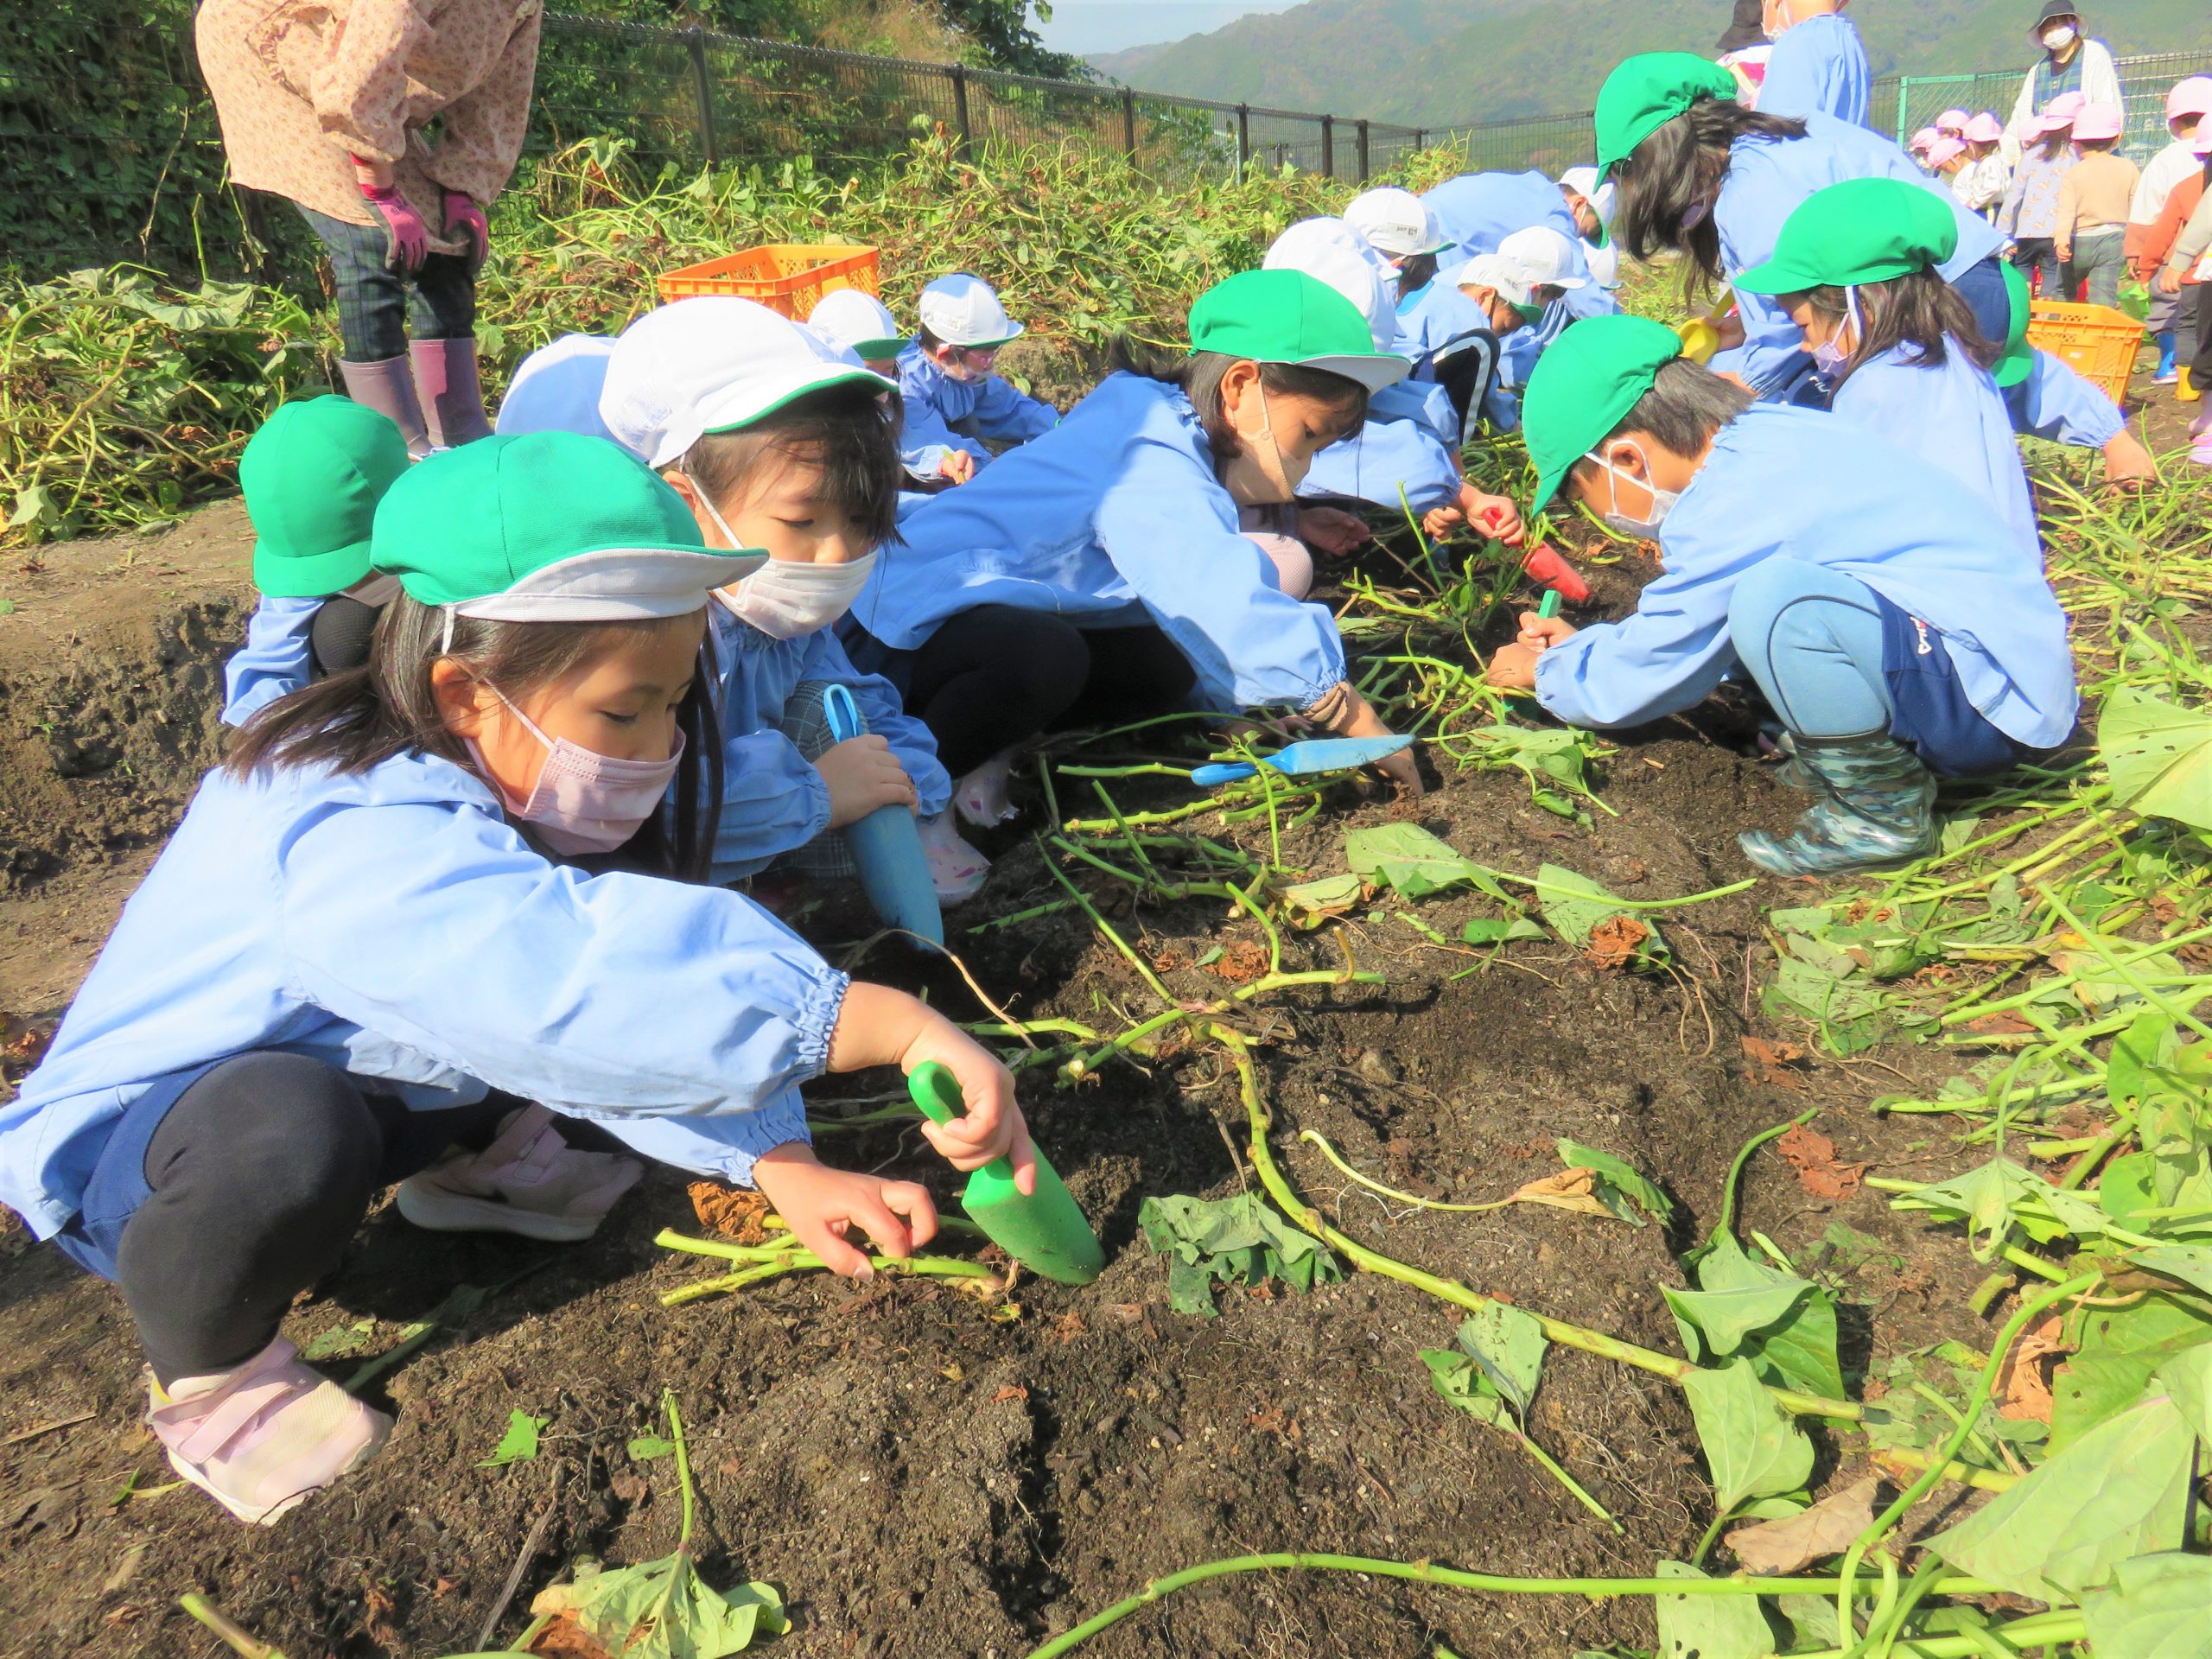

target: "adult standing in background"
[2005,4,2123,155]
[196,0,542,458]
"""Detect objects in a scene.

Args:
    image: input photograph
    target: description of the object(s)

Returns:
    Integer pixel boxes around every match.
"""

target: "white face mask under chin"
[1583,442,1683,537]
[718,551,880,639]
[1220,382,1312,506]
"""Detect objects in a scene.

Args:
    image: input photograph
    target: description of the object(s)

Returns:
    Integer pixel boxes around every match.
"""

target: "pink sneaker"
[147,1338,390,1525]
[955,748,1023,828]
[396,1105,641,1242]
[918,810,991,904]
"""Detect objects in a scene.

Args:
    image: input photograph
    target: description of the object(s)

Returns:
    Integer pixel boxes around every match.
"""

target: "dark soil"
[0,393,2157,1658]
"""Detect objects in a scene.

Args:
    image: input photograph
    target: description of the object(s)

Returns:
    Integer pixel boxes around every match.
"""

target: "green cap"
[1522,315,1685,512]
[240,397,411,597]
[1188,269,1409,393]
[1736,179,1961,296]
[372,432,758,622]
[1595,53,1738,178]
[1993,259,2035,389]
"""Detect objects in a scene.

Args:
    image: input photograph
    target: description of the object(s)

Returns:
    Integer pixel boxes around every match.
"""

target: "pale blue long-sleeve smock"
[0,750,850,1237]
[1302,378,1462,513]
[702,601,951,884]
[896,391,975,483]
[220,594,321,728]
[2014,349,2124,448]
[1394,279,1493,378]
[1714,112,2008,396]
[1758,14,1872,125]
[846,372,1350,715]
[1532,404,2075,748]
[1825,340,2038,550]
[1422,170,1582,266]
[894,345,1059,471]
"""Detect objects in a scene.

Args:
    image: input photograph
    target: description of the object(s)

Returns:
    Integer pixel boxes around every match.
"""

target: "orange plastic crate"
[654,244,880,318]
[2025,300,2143,407]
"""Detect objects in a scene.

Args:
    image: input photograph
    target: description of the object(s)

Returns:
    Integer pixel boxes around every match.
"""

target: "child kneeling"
[0,433,1030,1525]
[1486,315,2076,876]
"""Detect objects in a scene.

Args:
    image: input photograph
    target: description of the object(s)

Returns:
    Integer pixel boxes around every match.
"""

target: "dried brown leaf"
[1583,913,1651,971]
[1740,1035,1809,1090]
[1997,1315,2070,1423]
[1507,1167,1611,1216]
[687,1181,771,1244]
[1775,1123,1866,1200]
[1724,1476,1880,1574]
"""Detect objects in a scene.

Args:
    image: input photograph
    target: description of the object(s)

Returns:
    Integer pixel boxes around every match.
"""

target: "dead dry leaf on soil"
[1506,1167,1611,1217]
[1776,1123,1866,1200]
[1997,1315,2070,1423]
[1725,1476,1880,1575]
[1963,1011,2038,1036]
[1740,1036,1809,1090]
[1205,939,1269,983]
[687,1183,772,1244]
[1583,913,1652,971]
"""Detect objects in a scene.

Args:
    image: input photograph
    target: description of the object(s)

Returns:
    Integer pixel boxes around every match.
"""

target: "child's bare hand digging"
[756,983,1035,1276]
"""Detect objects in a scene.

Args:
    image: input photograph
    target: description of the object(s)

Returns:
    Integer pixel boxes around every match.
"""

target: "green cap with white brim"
[372,432,756,623]
[599,296,894,471]
[1521,314,1686,513]
[1188,268,1409,394]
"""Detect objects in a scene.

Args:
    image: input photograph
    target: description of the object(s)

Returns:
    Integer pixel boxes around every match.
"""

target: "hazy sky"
[1031,2,1305,57]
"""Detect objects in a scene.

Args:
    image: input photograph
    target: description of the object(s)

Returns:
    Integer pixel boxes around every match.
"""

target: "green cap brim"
[699,364,898,436]
[255,536,373,598]
[852,335,910,360]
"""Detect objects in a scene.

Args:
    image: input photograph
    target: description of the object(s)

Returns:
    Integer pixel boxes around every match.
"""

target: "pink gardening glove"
[356,179,429,276]
[442,189,490,272]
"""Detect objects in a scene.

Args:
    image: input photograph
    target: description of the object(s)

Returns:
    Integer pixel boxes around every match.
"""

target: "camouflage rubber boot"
[1739,734,1939,877]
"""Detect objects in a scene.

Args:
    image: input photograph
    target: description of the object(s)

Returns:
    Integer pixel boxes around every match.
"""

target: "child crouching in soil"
[0,431,1031,1527]
[1485,315,2076,878]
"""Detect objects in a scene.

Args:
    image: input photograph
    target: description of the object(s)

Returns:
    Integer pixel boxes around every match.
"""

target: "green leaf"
[1536,864,1669,970]
[300,1319,377,1362]
[1421,1347,1509,1428]
[2098,687,2212,831]
[2152,1342,2212,1444]
[2130,1245,2212,1298]
[1137,1192,1342,1319]
[1668,1233,1845,1402]
[480,1409,546,1469]
[2107,1012,2177,1109]
[627,1436,677,1462]
[1681,1358,1816,1519]
[2081,1553,2212,1659]
[1650,1560,1775,1659]
[1885,1157,2106,1263]
[1461,914,1548,946]
[530,1552,787,1658]
[1344,824,1503,902]
[1455,1303,1548,1418]
[1556,1137,1672,1227]
[1664,1277,1811,1362]
[1278,873,1363,929]
[1927,1386,2195,1601]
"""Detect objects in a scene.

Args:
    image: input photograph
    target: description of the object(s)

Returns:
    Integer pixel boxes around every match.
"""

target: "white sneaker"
[395,1104,641,1243]
[918,810,991,903]
[146,1338,391,1525]
[954,747,1024,828]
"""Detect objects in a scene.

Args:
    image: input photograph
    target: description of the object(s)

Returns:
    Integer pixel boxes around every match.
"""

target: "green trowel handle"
[907,1060,1014,1179]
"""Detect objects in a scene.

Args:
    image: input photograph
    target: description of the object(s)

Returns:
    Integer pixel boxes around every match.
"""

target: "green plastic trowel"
[907,1061,1104,1286]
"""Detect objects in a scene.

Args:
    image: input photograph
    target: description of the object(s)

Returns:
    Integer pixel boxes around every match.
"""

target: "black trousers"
[116,1053,508,1382]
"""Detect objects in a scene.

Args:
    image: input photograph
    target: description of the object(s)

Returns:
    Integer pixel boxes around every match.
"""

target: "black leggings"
[117,1053,510,1383]
[903,607,1198,777]
[2193,283,2212,384]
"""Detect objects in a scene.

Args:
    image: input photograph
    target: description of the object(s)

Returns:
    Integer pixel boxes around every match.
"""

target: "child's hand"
[818,734,916,829]
[1516,613,1578,653]
[2158,267,2184,296]
[752,1141,938,1278]
[1486,642,1541,691]
[1295,505,1371,557]
[1462,486,1526,548]
[898,1015,1035,1190]
[1326,686,1423,798]
[1421,501,1466,542]
[942,448,976,485]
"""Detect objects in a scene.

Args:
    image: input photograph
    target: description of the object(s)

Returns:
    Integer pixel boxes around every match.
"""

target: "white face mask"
[1220,381,1312,506]
[717,551,880,639]
[1812,287,1862,376]
[1582,442,1683,537]
[2043,22,2078,50]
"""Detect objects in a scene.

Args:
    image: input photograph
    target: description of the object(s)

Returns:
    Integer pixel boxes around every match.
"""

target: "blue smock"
[495,334,620,446]
[1423,170,1582,266]
[0,750,851,1237]
[2014,350,2123,448]
[1714,113,2008,396]
[221,594,321,728]
[1300,413,1461,514]
[846,372,1350,715]
[1758,14,1872,125]
[1826,340,2038,550]
[703,601,951,884]
[894,345,1059,471]
[1532,404,2075,748]
[896,393,973,483]
[1394,280,1493,378]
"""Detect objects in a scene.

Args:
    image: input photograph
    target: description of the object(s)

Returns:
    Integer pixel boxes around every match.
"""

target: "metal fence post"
[1414,128,1427,150]
[1894,76,1911,146]
[1122,88,1137,159]
[684,26,719,169]
[1236,104,1250,181]
[950,65,972,153]
[1356,118,1370,181]
[1320,113,1334,177]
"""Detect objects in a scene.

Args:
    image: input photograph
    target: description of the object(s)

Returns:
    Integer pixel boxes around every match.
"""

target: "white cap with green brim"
[1264,217,1398,353]
[600,296,895,471]
[372,433,759,623]
[808,287,909,361]
[1442,253,1535,306]
[918,272,1024,348]
[1190,268,1409,394]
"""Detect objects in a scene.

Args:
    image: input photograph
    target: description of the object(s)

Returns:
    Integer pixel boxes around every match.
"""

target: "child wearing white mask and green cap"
[599,297,990,905]
[896,272,1060,475]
